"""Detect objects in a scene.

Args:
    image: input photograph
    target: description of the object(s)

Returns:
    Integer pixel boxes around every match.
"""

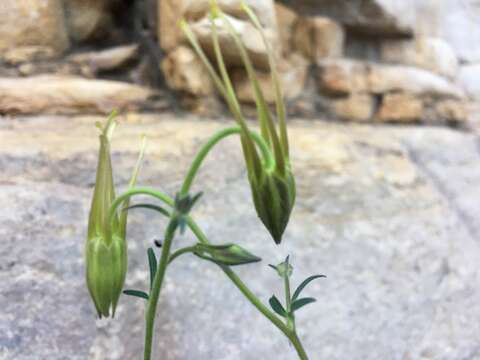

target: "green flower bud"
[250,168,296,244]
[86,234,127,318]
[194,243,261,266]
[86,113,145,318]
[181,3,296,244]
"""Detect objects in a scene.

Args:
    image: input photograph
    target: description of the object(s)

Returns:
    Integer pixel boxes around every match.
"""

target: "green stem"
[109,187,174,224]
[143,216,178,360]
[111,187,309,359]
[180,126,274,195]
[284,274,295,331]
[186,220,309,360]
[168,246,197,264]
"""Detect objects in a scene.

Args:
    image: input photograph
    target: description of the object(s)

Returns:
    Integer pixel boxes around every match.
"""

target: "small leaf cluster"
[174,192,203,234]
[269,256,326,320]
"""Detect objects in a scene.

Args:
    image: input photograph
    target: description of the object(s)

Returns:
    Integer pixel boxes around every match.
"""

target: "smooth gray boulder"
[1,114,480,359]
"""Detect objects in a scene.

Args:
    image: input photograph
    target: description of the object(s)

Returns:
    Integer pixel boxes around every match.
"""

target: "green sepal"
[250,169,296,244]
[291,297,316,312]
[292,275,326,302]
[123,289,149,300]
[194,243,261,266]
[269,295,287,318]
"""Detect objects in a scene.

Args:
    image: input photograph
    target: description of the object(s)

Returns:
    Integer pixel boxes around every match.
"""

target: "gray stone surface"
[1,114,480,360]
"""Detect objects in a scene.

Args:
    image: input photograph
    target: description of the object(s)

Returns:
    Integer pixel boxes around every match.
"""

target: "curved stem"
[144,216,178,360]
[186,219,309,360]
[111,187,309,359]
[168,246,197,264]
[109,187,174,225]
[180,126,274,195]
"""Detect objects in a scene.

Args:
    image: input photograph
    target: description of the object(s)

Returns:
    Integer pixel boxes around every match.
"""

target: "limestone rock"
[293,16,344,63]
[189,14,277,71]
[376,93,423,123]
[415,0,480,64]
[332,94,375,122]
[278,0,415,36]
[183,0,278,28]
[67,45,139,74]
[433,100,468,124]
[381,37,459,79]
[317,59,368,95]
[158,0,278,63]
[318,59,465,99]
[64,0,112,43]
[0,0,69,59]
[0,113,480,360]
[0,76,153,115]
[2,46,56,65]
[2,115,480,359]
[458,64,480,99]
[368,65,464,99]
[161,46,214,96]
[274,2,299,56]
[232,55,308,103]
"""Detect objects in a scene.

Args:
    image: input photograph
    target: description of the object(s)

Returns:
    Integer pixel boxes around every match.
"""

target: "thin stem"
[111,187,309,359]
[180,126,274,195]
[108,187,174,225]
[186,219,308,360]
[144,216,178,360]
[168,246,197,264]
[284,275,295,331]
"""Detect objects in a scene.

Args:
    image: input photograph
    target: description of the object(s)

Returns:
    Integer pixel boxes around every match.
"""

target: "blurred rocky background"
[0,0,479,125]
[1,1,480,360]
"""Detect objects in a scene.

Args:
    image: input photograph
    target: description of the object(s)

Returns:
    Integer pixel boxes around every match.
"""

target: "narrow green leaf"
[269,295,287,317]
[292,275,326,302]
[123,289,149,300]
[124,203,170,217]
[291,297,316,312]
[147,248,157,290]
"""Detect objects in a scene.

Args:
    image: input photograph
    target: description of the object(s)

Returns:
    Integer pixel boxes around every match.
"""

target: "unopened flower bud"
[86,113,145,318]
[250,169,296,244]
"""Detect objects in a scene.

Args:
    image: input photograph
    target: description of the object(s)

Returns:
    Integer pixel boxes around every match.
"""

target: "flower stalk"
[84,2,322,359]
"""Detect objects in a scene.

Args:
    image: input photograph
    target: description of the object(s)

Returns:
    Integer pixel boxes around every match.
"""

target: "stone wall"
[0,0,479,125]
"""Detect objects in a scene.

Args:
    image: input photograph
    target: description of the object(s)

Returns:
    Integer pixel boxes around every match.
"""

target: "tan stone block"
[434,100,467,123]
[0,0,69,58]
[376,93,423,123]
[275,3,299,55]
[317,59,368,95]
[64,0,112,43]
[332,94,374,122]
[0,75,153,114]
[293,16,344,63]
[232,55,308,103]
[161,46,214,96]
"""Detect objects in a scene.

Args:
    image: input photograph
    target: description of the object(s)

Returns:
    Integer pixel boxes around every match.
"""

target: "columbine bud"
[250,169,296,244]
[194,243,261,266]
[86,113,145,318]
[181,3,295,244]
